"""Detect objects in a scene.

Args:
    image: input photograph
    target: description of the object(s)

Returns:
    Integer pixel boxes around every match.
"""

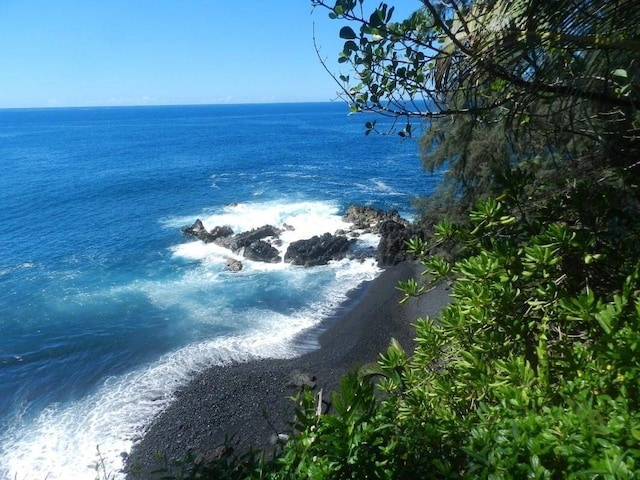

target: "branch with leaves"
[312,0,640,154]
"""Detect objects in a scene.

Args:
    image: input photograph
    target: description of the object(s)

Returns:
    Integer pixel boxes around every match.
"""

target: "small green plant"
[89,446,116,480]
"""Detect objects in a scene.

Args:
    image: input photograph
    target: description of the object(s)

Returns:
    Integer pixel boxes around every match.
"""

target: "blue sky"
[0,1,400,109]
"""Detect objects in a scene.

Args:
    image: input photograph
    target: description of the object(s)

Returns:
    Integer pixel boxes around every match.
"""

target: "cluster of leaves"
[312,0,640,142]
[312,0,640,226]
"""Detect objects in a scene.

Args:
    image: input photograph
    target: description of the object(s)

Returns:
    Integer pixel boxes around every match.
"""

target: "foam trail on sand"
[0,261,381,480]
[0,322,306,480]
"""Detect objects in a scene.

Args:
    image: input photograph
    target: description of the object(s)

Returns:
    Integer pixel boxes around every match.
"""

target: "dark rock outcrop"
[181,219,233,244]
[285,233,355,267]
[181,205,417,269]
[243,240,282,263]
[377,220,416,267]
[180,219,208,241]
[342,205,409,234]
[208,225,234,242]
[216,225,282,252]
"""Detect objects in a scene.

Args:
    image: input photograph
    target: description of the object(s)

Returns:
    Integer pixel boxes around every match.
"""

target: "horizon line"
[0,99,350,112]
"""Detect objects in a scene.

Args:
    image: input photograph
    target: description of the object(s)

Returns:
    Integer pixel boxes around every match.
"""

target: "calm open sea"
[0,102,439,479]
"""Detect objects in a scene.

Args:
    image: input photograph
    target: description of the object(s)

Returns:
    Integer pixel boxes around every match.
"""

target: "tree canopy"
[312,0,640,226]
[312,0,639,144]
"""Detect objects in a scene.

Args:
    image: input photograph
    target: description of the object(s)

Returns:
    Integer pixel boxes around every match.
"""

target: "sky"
[0,1,390,109]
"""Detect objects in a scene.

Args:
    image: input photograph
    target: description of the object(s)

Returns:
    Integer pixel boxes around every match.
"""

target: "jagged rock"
[285,233,355,267]
[224,257,243,272]
[181,219,208,239]
[377,220,417,267]
[243,240,282,263]
[282,223,295,231]
[216,225,282,252]
[207,225,234,242]
[343,205,409,233]
[181,219,233,244]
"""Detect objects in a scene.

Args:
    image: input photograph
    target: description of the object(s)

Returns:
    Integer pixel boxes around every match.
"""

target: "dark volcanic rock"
[216,225,282,252]
[181,220,233,244]
[181,219,208,240]
[207,225,234,242]
[243,240,282,263]
[343,205,409,234]
[377,220,417,267]
[285,233,355,267]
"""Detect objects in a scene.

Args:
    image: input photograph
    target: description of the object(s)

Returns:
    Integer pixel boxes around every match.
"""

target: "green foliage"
[393,194,640,477]
[268,371,413,479]
[232,176,635,478]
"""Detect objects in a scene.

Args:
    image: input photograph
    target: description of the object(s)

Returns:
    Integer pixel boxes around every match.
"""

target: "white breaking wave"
[0,328,300,480]
[0,199,383,480]
[162,199,350,241]
[166,199,358,270]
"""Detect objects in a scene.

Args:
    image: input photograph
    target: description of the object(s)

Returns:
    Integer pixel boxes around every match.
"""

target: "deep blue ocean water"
[0,102,440,478]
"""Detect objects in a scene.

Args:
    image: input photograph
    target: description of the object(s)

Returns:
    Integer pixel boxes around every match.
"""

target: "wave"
[0,197,382,479]
[1,262,380,480]
[0,329,298,480]
[163,199,356,268]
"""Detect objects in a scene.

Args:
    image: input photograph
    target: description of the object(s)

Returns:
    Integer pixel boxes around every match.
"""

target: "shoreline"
[125,261,451,478]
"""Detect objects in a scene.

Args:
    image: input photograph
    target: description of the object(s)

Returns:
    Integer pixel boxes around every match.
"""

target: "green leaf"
[612,68,628,79]
[339,26,357,40]
[343,40,358,53]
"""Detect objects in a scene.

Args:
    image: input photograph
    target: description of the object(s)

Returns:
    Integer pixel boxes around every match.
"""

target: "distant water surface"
[0,102,440,479]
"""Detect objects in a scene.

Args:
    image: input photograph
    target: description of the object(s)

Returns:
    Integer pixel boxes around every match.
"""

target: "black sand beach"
[125,262,451,477]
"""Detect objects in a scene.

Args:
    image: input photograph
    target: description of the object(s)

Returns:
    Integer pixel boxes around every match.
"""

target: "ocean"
[0,102,440,479]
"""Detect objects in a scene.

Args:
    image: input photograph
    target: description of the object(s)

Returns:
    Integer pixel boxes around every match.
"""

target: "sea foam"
[0,199,382,480]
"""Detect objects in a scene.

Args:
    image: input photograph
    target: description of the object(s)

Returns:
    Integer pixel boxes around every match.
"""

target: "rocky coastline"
[124,205,444,478]
[180,204,422,269]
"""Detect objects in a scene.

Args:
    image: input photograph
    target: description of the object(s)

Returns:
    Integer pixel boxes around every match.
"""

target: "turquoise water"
[0,102,440,478]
